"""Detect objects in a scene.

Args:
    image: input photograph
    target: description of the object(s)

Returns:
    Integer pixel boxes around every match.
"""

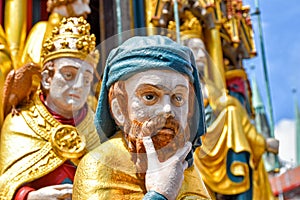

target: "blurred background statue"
[2,0,27,70]
[20,0,91,67]
[145,0,279,199]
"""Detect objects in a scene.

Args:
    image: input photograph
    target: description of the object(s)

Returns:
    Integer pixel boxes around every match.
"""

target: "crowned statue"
[0,16,100,200]
[0,0,91,129]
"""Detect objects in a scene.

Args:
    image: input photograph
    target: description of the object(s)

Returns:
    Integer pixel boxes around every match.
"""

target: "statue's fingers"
[57,189,72,199]
[143,136,160,170]
[51,183,73,190]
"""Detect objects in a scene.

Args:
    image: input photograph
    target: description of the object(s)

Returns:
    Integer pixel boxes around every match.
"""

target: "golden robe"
[73,131,212,200]
[0,92,100,200]
[194,95,275,199]
[0,70,4,128]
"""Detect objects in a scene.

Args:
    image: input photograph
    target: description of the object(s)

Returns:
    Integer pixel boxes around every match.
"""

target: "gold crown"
[167,10,202,41]
[47,0,76,12]
[41,17,99,68]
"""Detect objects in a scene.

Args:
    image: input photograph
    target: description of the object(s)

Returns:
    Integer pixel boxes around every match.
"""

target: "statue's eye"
[172,94,185,107]
[175,95,182,102]
[60,67,77,81]
[144,94,154,100]
[83,76,93,86]
[64,72,73,80]
[141,93,158,105]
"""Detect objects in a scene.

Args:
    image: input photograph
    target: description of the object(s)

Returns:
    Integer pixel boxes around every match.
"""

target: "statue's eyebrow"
[136,84,188,94]
[60,65,93,75]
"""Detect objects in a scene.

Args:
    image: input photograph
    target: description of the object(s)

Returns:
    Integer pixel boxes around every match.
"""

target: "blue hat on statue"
[94,35,206,151]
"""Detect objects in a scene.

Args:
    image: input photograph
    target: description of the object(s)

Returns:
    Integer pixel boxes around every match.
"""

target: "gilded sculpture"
[179,13,278,200]
[0,16,100,200]
[0,0,91,128]
[0,1,282,199]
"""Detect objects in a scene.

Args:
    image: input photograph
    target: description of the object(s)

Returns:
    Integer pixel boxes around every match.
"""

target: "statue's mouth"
[159,119,179,134]
[156,127,175,137]
[151,121,181,152]
[69,94,80,99]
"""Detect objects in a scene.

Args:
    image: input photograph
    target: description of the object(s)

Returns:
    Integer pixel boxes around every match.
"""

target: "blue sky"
[243,0,300,125]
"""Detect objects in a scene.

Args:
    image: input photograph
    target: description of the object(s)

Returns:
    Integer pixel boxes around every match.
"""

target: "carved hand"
[266,138,279,154]
[27,184,73,200]
[143,137,192,200]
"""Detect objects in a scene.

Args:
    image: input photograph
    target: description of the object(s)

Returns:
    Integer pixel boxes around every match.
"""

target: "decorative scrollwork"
[51,125,86,159]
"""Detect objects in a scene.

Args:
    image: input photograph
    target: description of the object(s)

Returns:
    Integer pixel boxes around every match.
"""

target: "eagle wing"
[3,69,15,117]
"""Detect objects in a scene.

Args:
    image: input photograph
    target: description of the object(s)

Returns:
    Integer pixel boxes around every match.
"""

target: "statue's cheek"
[129,99,147,119]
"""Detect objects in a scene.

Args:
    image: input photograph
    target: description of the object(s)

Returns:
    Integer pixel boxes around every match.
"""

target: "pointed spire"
[250,66,270,136]
[251,66,280,172]
[251,69,265,114]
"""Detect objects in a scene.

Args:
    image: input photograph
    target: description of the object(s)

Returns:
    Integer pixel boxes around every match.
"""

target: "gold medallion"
[51,125,86,159]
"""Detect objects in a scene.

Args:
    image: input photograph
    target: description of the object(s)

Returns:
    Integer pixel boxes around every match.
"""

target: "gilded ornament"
[167,10,203,41]
[50,125,86,159]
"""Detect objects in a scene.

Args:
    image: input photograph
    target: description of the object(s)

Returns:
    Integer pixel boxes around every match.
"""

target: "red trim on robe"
[14,162,76,200]
[226,77,247,98]
[14,186,35,200]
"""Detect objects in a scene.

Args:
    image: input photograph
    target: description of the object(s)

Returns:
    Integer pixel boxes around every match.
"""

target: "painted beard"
[123,115,189,177]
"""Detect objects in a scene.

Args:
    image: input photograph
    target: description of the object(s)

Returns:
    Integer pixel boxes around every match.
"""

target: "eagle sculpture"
[3,63,42,117]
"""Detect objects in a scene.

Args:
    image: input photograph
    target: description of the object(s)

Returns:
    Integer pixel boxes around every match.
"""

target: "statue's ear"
[41,70,51,90]
[111,98,125,126]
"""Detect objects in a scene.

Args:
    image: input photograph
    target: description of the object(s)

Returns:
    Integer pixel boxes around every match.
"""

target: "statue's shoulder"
[2,98,35,128]
[89,131,126,159]
[1,96,49,143]
[80,131,134,171]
